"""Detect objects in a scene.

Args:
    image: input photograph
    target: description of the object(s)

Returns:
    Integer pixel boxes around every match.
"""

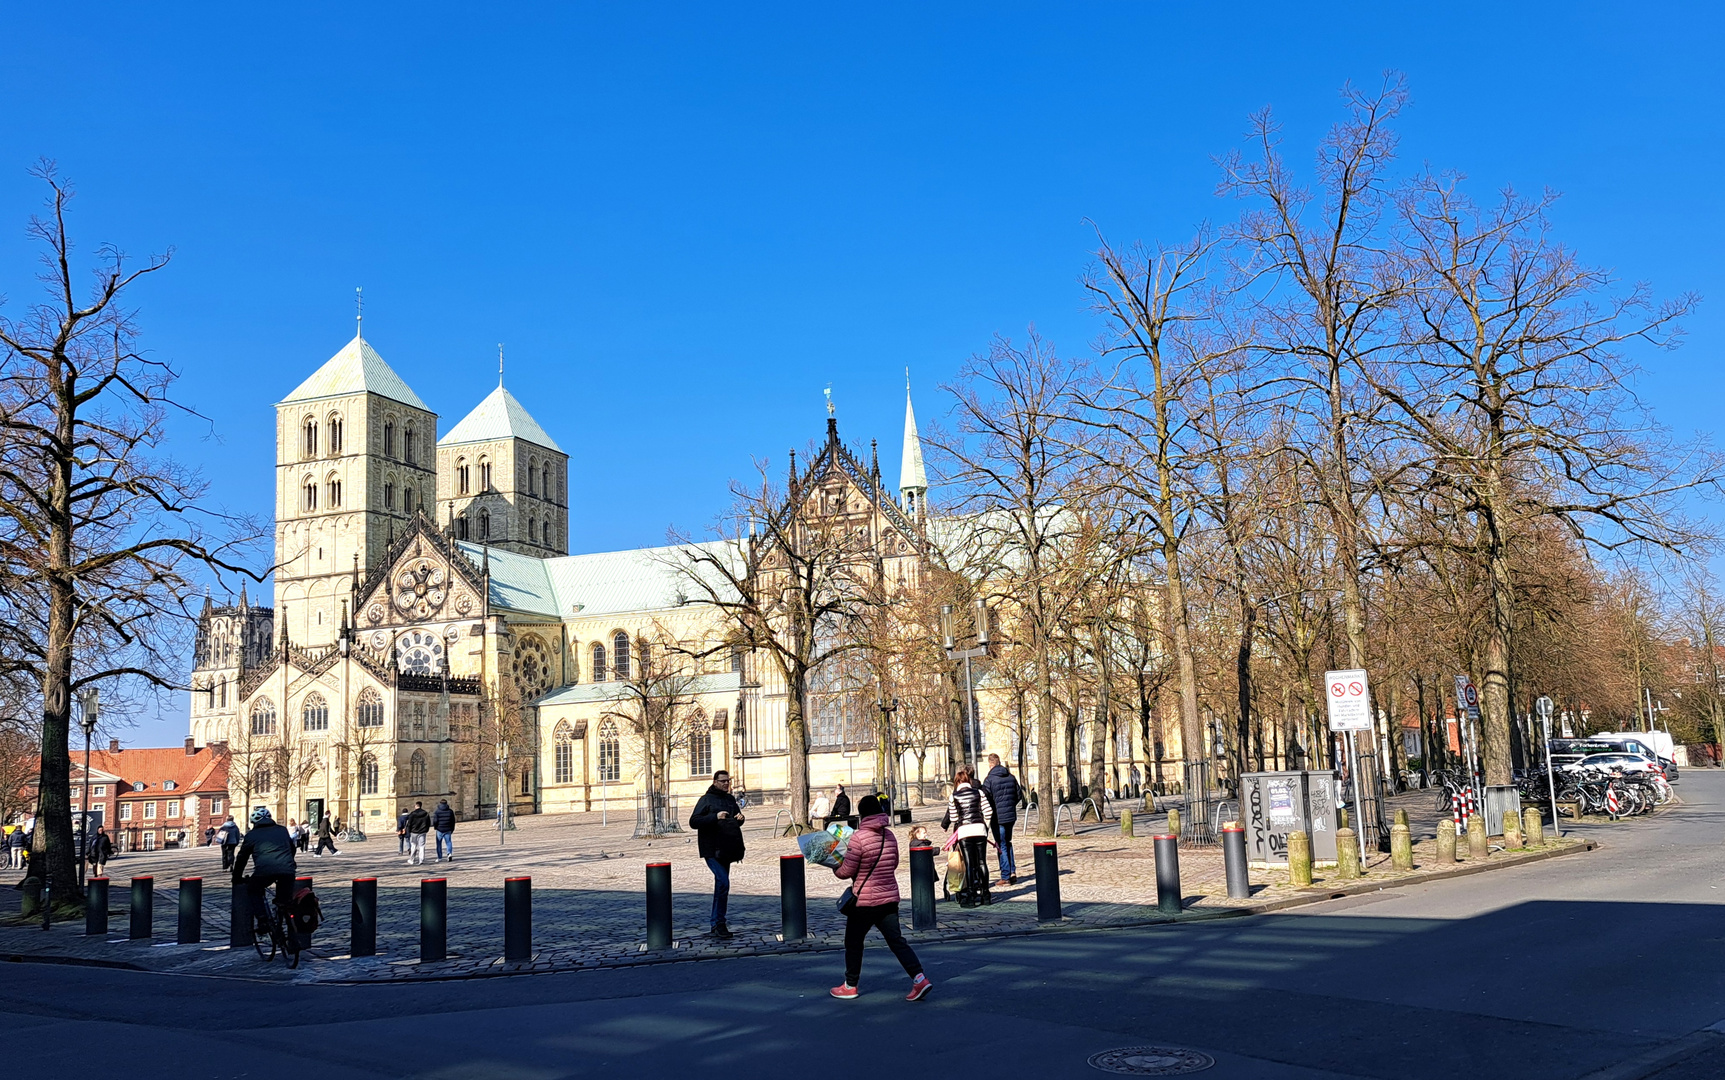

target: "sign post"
[1324,669,1372,866]
[1453,674,1484,807]
[1536,695,1561,838]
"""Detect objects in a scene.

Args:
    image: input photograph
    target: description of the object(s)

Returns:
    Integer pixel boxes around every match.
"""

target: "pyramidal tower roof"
[900,381,927,494]
[439,385,562,452]
[280,334,429,411]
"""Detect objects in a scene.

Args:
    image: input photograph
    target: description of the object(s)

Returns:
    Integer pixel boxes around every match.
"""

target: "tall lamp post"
[1537,695,1561,839]
[942,599,990,769]
[496,741,511,844]
[77,688,99,891]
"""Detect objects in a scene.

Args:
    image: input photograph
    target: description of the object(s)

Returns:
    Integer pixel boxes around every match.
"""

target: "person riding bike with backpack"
[232,806,298,934]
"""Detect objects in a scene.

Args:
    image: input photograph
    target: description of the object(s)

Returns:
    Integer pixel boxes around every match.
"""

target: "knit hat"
[858,794,883,817]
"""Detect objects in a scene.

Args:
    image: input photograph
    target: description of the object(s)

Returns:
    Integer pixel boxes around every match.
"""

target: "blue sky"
[3,4,1721,742]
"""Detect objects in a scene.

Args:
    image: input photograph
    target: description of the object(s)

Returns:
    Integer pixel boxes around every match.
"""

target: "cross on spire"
[498,343,505,387]
[356,287,363,334]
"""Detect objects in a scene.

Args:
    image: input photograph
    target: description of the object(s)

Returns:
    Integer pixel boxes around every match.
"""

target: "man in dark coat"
[982,754,1022,885]
[405,801,433,865]
[216,814,242,871]
[688,770,745,939]
[432,799,457,862]
[314,813,339,857]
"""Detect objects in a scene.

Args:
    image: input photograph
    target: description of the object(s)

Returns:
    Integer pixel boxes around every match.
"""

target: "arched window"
[404,486,416,516]
[479,509,491,539]
[359,753,378,795]
[527,517,537,544]
[479,457,491,490]
[457,457,470,495]
[403,424,417,465]
[302,693,329,732]
[409,750,427,794]
[543,464,552,501]
[528,457,538,496]
[456,516,469,540]
[302,476,318,512]
[553,720,573,784]
[255,765,273,794]
[383,420,396,457]
[328,413,343,454]
[612,632,631,681]
[218,678,228,708]
[356,689,384,728]
[521,766,532,795]
[327,474,342,508]
[689,716,712,777]
[591,642,606,682]
[250,699,277,736]
[302,417,318,458]
[598,720,621,783]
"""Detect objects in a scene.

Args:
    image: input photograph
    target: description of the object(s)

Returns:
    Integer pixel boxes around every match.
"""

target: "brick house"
[72,738,231,854]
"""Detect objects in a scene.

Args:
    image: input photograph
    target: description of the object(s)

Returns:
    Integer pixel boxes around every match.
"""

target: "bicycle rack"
[1079,797,1107,824]
[1053,803,1079,837]
[771,808,791,836]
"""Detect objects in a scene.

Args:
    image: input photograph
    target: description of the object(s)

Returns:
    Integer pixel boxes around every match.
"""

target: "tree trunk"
[36,356,78,897]
[1235,598,1256,785]
[786,668,810,831]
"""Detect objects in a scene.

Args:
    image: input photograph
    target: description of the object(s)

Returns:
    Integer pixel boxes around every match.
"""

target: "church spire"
[900,370,928,522]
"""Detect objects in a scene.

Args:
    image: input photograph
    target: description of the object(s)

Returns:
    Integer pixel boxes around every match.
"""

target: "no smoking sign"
[1324,668,1374,732]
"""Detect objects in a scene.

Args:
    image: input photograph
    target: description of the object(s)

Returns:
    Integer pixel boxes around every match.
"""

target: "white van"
[1590,731,1673,760]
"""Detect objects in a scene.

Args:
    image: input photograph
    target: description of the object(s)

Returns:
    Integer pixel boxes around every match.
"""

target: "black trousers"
[315,836,337,855]
[958,837,992,906]
[221,845,236,870]
[843,902,922,987]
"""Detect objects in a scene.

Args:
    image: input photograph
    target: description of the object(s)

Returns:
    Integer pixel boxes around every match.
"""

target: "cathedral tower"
[900,379,928,524]
[276,332,438,647]
[437,382,568,556]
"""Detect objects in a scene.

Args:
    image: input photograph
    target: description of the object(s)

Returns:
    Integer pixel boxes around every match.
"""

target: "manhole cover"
[1087,1046,1215,1075]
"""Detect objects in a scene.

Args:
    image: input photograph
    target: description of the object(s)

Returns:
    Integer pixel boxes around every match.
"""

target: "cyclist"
[232,806,298,936]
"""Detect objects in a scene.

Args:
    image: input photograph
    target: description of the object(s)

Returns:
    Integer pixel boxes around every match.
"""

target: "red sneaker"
[830,983,858,1000]
[906,973,933,1001]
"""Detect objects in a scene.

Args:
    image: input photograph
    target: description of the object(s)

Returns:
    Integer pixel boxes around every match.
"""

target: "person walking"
[87,826,114,877]
[5,824,23,870]
[405,801,432,865]
[314,813,340,857]
[830,794,931,1001]
[286,818,302,852]
[945,765,995,907]
[981,753,1022,886]
[397,808,410,855]
[431,799,457,861]
[216,814,242,871]
[688,770,745,939]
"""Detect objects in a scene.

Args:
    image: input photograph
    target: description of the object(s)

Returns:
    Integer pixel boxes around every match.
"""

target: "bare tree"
[603,622,706,834]
[0,167,257,896]
[933,331,1094,835]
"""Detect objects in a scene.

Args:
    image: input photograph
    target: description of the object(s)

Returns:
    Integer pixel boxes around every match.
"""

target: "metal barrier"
[1053,803,1079,836]
[770,808,791,836]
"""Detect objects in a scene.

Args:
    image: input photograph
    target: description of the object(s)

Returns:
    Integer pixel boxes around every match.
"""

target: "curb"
[1220,838,1598,914]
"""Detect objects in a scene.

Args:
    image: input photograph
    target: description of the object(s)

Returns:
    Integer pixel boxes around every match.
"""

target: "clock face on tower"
[396,628,445,675]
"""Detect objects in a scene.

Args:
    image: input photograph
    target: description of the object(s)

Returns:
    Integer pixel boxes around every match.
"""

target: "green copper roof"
[439,385,561,452]
[280,334,430,411]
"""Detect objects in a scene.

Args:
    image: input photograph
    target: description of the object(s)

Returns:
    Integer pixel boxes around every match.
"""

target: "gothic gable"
[355,513,487,631]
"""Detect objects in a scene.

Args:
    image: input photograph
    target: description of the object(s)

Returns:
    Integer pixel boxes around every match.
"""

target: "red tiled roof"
[86,745,229,797]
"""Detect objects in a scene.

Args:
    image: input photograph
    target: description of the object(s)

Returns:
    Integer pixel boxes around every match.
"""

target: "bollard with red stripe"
[504,876,532,961]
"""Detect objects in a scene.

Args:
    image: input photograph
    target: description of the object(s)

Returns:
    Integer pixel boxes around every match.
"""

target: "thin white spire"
[900,369,927,508]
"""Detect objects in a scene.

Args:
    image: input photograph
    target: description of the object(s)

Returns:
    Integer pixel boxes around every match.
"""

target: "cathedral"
[187,329,946,829]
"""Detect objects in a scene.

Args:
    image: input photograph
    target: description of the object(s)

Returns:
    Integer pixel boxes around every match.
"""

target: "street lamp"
[942,599,990,769]
[875,688,900,810]
[495,741,511,845]
[1536,695,1561,839]
[78,688,99,891]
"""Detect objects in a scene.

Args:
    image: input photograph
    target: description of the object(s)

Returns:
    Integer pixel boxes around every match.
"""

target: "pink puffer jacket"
[835,813,901,906]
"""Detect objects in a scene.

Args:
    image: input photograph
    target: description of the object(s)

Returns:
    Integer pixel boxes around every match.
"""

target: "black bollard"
[1034,842,1062,921]
[129,877,154,940]
[420,877,447,963]
[780,855,807,941]
[86,877,109,936]
[908,844,936,930]
[177,877,203,944]
[230,880,254,947]
[504,876,532,962]
[646,862,672,949]
[351,878,377,958]
[1154,834,1182,915]
[1221,825,1250,899]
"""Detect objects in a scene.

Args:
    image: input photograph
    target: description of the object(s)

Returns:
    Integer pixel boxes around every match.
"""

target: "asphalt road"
[5,773,1722,1080]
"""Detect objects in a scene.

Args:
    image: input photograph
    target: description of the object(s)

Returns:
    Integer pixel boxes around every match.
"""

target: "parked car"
[1560,752,1665,777]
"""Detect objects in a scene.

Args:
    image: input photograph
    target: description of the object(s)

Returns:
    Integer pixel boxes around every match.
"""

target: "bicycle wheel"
[284,925,302,969]
[253,915,277,962]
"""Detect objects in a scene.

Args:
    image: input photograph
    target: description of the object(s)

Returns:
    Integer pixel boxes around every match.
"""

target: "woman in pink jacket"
[830,794,932,1001]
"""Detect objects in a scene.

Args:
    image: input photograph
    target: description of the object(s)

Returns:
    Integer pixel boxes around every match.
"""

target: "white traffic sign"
[1453,674,1481,722]
[1324,669,1373,732]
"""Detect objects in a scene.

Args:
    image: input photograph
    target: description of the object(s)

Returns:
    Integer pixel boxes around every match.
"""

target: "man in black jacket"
[432,799,457,862]
[232,807,298,927]
[982,754,1022,886]
[688,770,745,939]
[405,801,432,865]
